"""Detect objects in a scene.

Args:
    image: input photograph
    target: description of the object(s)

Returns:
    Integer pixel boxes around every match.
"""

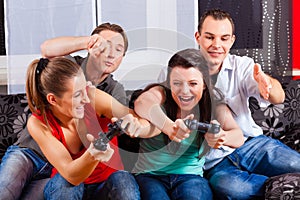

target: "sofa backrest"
[250,79,300,152]
[0,80,299,162]
[0,93,30,161]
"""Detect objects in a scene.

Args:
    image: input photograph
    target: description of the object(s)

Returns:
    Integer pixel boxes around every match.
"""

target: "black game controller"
[93,119,124,151]
[184,119,220,134]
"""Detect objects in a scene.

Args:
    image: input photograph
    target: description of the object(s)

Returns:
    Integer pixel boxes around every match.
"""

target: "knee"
[44,174,83,193]
[0,149,33,179]
[211,183,253,199]
[109,171,137,188]
[210,176,265,200]
[2,147,31,166]
[44,174,84,200]
[285,159,300,172]
[107,171,140,199]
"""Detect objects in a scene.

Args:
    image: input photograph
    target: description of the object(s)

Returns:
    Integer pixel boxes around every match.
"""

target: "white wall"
[3,0,198,93]
[100,0,198,90]
[4,0,95,93]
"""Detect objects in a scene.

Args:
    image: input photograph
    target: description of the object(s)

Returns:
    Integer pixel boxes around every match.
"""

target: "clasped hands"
[87,114,143,161]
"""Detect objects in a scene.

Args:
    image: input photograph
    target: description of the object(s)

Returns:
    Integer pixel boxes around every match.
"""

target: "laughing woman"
[25,57,156,199]
[132,49,244,200]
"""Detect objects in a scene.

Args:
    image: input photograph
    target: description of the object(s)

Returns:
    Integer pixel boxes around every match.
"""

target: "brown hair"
[26,57,82,126]
[91,22,128,55]
[165,48,215,122]
[197,8,235,35]
[142,49,224,152]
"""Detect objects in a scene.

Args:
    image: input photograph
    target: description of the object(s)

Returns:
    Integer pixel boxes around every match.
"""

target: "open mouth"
[179,96,194,102]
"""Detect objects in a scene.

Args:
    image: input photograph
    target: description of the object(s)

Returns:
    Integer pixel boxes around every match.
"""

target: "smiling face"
[170,66,205,114]
[53,71,90,120]
[195,16,235,74]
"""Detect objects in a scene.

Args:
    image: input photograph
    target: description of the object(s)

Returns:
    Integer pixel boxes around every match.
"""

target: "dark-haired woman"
[132,49,244,200]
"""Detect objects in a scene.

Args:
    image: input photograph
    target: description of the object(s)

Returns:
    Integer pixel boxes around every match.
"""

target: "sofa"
[0,79,299,199]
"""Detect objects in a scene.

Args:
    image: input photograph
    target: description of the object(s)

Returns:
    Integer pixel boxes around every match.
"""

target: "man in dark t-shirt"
[41,23,139,171]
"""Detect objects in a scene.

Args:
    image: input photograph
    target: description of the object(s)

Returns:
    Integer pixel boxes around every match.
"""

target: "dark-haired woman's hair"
[26,57,82,127]
[91,22,128,55]
[165,48,216,123]
[142,48,223,152]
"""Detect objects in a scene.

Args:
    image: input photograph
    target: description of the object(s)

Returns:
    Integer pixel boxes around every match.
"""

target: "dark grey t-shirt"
[71,55,127,105]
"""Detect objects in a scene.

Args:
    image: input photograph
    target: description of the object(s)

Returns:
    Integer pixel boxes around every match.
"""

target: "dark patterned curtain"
[199,0,292,83]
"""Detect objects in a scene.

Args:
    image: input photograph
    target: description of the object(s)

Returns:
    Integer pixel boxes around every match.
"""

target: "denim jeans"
[135,173,213,200]
[0,145,52,200]
[205,135,300,200]
[44,170,140,200]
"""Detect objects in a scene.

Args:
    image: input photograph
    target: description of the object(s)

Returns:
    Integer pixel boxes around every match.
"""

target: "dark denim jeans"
[205,135,300,200]
[135,173,213,200]
[0,145,52,200]
[44,170,140,200]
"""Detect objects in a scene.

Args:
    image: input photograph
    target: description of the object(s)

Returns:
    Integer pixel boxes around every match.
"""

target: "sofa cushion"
[280,123,300,152]
[249,79,300,152]
[265,173,300,199]
[0,93,30,162]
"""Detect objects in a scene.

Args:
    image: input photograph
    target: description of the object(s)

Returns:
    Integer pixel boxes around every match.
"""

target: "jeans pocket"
[33,162,53,180]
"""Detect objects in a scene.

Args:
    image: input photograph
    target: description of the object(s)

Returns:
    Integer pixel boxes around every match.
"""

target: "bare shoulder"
[27,115,50,138]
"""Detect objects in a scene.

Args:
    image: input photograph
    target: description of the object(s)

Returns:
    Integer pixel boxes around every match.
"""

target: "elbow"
[58,168,85,186]
[40,41,51,58]
[68,180,81,186]
[63,173,83,186]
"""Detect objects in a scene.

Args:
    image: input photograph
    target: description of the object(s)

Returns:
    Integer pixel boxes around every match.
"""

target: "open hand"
[253,63,272,100]
[87,34,110,57]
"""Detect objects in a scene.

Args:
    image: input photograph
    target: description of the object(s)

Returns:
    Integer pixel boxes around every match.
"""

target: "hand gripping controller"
[93,120,124,151]
[184,119,220,134]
